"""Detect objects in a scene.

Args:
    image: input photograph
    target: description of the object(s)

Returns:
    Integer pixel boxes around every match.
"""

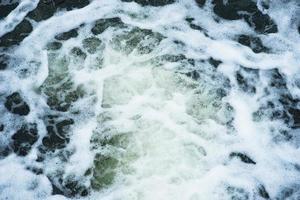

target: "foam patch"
[0,0,300,199]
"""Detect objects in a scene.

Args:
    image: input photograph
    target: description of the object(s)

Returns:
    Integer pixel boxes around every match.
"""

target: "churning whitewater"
[0,0,300,199]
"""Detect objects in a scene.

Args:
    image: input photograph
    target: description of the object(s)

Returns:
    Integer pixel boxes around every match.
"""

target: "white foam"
[0,155,52,200]
[1,0,300,199]
[0,0,39,37]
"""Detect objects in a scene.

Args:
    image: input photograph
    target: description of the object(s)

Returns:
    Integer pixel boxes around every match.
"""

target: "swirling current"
[0,0,300,199]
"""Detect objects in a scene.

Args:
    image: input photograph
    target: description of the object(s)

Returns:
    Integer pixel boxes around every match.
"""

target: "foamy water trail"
[0,0,39,37]
[0,0,300,199]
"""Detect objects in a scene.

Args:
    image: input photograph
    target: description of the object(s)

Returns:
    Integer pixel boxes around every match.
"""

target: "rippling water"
[0,0,300,199]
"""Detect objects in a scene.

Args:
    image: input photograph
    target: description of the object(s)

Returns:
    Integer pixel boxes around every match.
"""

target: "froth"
[0,0,300,199]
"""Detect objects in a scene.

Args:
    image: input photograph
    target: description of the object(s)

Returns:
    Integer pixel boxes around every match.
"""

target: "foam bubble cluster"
[0,0,300,199]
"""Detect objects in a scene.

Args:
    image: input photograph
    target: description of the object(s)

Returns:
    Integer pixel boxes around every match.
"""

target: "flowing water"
[0,0,300,199]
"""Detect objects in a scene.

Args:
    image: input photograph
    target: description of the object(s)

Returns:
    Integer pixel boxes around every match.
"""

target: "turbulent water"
[0,0,300,199]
